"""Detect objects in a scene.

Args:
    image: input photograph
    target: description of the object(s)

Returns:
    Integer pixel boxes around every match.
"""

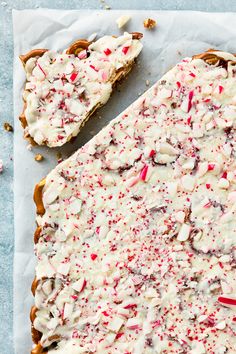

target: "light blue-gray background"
[1,1,236,353]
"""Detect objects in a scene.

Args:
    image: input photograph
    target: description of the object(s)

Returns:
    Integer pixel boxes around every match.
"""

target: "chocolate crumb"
[4,122,13,132]
[35,154,44,162]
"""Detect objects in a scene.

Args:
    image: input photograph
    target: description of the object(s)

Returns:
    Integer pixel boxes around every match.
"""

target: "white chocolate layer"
[23,33,143,147]
[34,52,236,353]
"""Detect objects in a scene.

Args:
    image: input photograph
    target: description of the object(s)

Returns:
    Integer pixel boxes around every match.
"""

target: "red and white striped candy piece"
[218,295,236,308]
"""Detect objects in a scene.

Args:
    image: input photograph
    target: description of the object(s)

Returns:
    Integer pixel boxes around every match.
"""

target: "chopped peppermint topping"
[22,33,143,147]
[34,51,236,354]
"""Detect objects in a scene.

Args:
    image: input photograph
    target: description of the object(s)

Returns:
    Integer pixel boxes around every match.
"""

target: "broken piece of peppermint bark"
[20,32,143,147]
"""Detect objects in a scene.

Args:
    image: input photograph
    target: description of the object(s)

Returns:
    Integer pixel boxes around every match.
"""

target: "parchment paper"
[13,8,236,354]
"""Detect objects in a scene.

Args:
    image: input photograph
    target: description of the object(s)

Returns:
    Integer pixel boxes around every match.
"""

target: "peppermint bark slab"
[32,50,236,354]
[20,32,143,147]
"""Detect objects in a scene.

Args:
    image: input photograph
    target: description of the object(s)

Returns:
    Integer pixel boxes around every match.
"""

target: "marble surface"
[1,1,236,353]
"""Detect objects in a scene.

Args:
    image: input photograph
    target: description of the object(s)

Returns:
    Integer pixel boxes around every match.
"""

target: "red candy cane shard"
[187,90,194,113]
[140,165,148,181]
[218,296,236,306]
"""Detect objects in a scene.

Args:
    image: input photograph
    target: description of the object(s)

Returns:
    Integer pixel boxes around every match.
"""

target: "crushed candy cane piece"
[149,149,156,157]
[126,317,141,330]
[139,165,148,181]
[90,253,98,260]
[72,277,87,293]
[122,46,130,55]
[90,64,99,72]
[197,315,208,323]
[218,296,236,307]
[207,163,215,171]
[70,72,78,82]
[104,48,112,56]
[221,171,228,179]
[37,63,46,77]
[107,317,124,332]
[187,90,194,112]
[219,85,224,94]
